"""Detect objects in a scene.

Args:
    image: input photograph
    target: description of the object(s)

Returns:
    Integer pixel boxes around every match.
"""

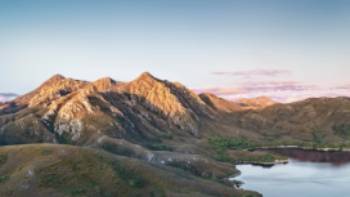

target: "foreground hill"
[0,144,260,197]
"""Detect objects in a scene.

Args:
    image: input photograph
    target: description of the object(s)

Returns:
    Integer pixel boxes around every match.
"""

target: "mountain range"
[0,72,349,197]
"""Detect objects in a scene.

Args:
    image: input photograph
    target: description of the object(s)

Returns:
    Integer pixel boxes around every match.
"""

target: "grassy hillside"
[230,97,350,147]
[0,144,260,197]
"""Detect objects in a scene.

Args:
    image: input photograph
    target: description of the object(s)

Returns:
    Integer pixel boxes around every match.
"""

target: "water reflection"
[236,150,350,197]
[266,148,350,165]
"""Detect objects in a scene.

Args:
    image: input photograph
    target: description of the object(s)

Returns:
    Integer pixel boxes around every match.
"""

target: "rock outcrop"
[0,72,216,146]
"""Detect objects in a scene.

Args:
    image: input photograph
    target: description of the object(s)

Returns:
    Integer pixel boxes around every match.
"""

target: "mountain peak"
[40,74,67,88]
[14,74,87,106]
[137,72,158,81]
[91,77,118,92]
[94,77,116,84]
[47,74,66,82]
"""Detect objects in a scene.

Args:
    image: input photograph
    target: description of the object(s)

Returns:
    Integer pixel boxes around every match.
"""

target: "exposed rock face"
[0,72,216,145]
[89,77,119,92]
[15,74,88,107]
[119,72,213,136]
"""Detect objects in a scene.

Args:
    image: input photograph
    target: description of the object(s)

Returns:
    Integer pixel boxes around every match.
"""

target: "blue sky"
[1,0,350,102]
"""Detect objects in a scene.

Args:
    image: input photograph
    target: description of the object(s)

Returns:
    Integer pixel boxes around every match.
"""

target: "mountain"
[0,72,218,145]
[0,72,349,196]
[199,94,277,112]
[232,97,350,146]
[1,72,349,153]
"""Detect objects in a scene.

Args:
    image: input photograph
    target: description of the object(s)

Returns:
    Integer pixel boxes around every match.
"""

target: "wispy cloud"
[238,81,317,93]
[334,84,350,90]
[195,81,316,95]
[212,69,291,78]
[194,81,350,103]
[199,69,350,103]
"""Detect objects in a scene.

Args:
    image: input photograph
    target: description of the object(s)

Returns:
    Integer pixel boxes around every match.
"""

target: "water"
[235,150,350,197]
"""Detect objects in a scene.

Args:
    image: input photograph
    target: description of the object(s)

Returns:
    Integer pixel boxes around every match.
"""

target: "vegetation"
[37,156,109,196]
[0,144,261,197]
[167,161,203,178]
[207,136,286,164]
[208,136,259,162]
[233,153,277,163]
[0,154,7,167]
[208,136,256,151]
[111,161,145,188]
[334,124,350,139]
[311,129,326,147]
[55,132,74,144]
[0,176,9,184]
[146,143,172,151]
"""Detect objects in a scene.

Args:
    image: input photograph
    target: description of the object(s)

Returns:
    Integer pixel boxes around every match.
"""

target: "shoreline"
[234,159,289,167]
[255,145,350,152]
[228,145,350,189]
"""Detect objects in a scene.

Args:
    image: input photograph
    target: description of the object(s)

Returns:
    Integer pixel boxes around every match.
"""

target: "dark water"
[235,149,350,197]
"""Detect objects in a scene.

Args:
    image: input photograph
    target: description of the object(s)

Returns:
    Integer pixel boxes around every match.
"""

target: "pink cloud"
[212,69,291,78]
[193,81,350,103]
[206,69,350,102]
[334,84,350,90]
[195,81,316,95]
[238,81,317,93]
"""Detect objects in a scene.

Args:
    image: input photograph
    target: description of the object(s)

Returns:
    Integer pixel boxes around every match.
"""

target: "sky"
[1,0,350,102]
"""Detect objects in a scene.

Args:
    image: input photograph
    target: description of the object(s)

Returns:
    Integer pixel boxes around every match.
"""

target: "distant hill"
[231,97,350,145]
[0,144,259,197]
[238,96,277,109]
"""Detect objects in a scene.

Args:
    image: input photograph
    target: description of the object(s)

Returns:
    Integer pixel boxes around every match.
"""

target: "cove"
[235,149,350,197]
